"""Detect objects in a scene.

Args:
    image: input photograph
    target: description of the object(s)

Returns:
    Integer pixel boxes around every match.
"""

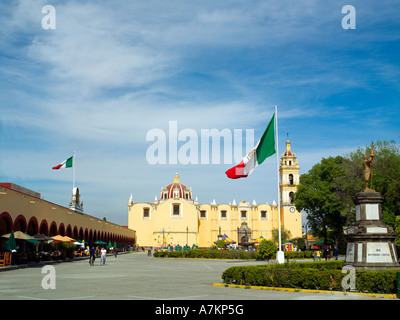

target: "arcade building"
[0,183,136,250]
[128,140,302,248]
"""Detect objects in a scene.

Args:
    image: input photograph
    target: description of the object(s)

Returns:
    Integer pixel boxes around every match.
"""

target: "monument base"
[276,250,285,264]
[344,191,399,271]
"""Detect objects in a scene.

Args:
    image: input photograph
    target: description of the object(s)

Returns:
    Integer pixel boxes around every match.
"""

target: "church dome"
[161,173,192,201]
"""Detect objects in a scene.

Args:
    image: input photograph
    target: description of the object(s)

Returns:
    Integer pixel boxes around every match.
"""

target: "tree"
[295,140,400,250]
[346,140,400,227]
[217,240,226,249]
[394,216,400,245]
[294,156,349,249]
[271,227,292,245]
[258,239,277,262]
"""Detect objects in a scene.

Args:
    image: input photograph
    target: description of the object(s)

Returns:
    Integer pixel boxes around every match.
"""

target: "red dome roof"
[161,174,192,200]
[165,182,189,199]
[282,140,295,157]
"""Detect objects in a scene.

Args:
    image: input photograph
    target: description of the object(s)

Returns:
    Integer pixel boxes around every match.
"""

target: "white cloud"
[1,0,399,225]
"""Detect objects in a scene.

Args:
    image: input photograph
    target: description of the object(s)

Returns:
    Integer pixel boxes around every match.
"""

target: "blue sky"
[1,0,399,226]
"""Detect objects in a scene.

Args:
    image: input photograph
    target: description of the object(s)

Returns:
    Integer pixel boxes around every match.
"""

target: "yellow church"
[128,140,302,248]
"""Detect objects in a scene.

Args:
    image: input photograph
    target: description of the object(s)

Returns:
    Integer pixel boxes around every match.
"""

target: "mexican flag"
[225,113,276,179]
[52,156,73,170]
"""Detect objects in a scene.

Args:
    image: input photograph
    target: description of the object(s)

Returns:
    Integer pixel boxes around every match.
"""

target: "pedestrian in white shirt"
[100,247,107,265]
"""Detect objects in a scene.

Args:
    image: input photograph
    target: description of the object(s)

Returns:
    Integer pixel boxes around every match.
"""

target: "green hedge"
[221,261,400,294]
[153,249,315,260]
[153,249,258,260]
[283,250,314,260]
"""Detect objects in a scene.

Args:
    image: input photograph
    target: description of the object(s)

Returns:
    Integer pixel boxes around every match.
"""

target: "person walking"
[333,248,338,260]
[89,246,96,266]
[315,249,321,261]
[100,247,107,265]
[114,247,118,258]
[324,247,330,261]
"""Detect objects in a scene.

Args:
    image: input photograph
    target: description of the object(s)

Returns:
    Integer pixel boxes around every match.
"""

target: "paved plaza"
[0,252,394,300]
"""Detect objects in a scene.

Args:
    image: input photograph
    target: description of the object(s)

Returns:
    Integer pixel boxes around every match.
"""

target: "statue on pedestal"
[344,141,399,270]
[363,142,375,191]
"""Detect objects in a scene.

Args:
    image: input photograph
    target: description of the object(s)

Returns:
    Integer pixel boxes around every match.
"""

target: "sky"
[1,0,399,226]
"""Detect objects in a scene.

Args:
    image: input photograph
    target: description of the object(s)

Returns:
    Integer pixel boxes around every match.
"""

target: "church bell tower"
[279,139,302,238]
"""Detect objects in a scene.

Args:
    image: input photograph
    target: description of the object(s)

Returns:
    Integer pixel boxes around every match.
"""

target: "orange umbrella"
[52,235,76,243]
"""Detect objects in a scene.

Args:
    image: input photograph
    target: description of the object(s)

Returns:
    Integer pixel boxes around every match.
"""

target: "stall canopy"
[222,234,235,243]
[313,240,334,246]
[52,235,76,243]
[255,236,265,243]
[4,231,17,251]
[2,231,38,244]
[33,233,53,242]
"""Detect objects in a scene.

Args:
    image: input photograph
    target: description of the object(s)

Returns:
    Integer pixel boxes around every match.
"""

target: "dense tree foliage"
[258,239,277,262]
[271,227,292,245]
[294,156,349,249]
[294,140,400,248]
[346,140,400,226]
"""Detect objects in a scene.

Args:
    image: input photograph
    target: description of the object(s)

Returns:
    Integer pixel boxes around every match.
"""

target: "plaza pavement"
[0,252,395,300]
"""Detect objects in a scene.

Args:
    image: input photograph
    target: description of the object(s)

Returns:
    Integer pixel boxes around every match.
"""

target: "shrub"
[258,240,277,261]
[355,269,400,294]
[153,249,259,260]
[221,260,400,294]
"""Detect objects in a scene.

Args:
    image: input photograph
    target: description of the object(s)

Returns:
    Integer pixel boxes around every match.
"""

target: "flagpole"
[72,151,76,190]
[275,105,284,264]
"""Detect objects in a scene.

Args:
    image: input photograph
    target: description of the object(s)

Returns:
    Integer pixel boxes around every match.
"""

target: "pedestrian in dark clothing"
[89,247,96,266]
[333,248,338,260]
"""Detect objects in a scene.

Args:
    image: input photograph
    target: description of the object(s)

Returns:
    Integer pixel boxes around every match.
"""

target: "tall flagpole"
[72,151,76,190]
[275,105,284,263]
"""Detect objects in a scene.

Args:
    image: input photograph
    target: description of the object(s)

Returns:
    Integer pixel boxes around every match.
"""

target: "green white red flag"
[225,113,276,179]
[52,156,73,170]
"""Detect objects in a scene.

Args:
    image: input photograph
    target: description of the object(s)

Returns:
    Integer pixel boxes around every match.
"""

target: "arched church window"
[289,192,294,204]
[289,174,294,185]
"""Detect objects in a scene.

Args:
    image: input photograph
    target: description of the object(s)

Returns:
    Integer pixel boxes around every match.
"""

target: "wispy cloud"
[1,0,399,224]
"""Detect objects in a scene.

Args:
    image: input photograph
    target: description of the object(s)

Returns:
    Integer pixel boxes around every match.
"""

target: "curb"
[212,283,398,299]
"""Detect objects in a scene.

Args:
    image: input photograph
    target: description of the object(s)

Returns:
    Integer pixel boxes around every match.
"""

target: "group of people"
[89,246,118,266]
[312,247,338,261]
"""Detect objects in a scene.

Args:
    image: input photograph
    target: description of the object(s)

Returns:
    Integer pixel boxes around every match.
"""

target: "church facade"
[128,140,302,248]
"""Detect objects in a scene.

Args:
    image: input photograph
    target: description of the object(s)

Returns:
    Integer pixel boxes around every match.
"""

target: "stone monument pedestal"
[344,191,399,271]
